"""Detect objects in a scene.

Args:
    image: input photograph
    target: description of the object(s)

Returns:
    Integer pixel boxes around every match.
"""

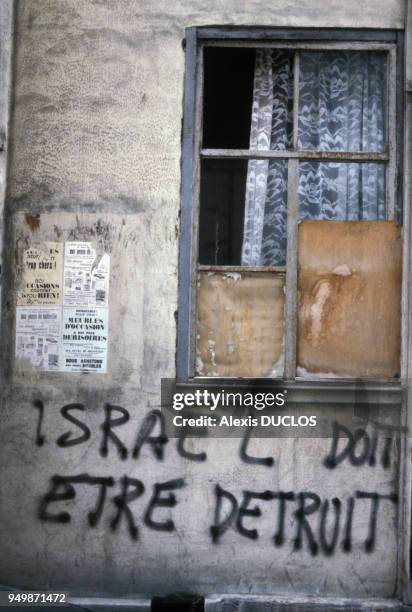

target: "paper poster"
[63,242,110,307]
[17,242,63,306]
[15,306,61,371]
[61,307,108,372]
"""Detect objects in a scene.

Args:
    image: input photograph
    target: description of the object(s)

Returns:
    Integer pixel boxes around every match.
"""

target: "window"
[178,28,403,383]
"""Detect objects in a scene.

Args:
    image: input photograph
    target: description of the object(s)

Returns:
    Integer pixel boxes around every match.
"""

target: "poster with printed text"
[17,242,63,306]
[15,306,61,371]
[63,242,110,307]
[61,307,108,373]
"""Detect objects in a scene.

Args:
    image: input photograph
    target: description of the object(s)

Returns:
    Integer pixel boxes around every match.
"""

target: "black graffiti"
[33,400,280,467]
[39,473,186,540]
[111,476,145,540]
[177,428,207,462]
[57,404,91,447]
[100,404,129,460]
[354,491,398,552]
[34,402,400,476]
[236,490,274,540]
[210,485,238,544]
[132,409,168,460]
[32,399,45,446]
[210,485,398,555]
[319,498,341,556]
[144,478,185,532]
[239,427,274,467]
[323,421,396,470]
[293,492,321,555]
[273,492,295,546]
[38,474,114,525]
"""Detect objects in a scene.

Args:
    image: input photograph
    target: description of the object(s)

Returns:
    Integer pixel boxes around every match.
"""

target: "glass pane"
[199,159,287,266]
[243,159,287,266]
[298,51,387,152]
[299,162,386,220]
[249,49,294,151]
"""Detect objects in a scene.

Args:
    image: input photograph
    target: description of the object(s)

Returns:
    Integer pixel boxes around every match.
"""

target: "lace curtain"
[241,50,386,267]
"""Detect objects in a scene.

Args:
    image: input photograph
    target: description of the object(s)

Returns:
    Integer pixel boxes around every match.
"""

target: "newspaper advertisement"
[61,307,108,372]
[63,242,110,307]
[15,306,61,371]
[17,242,63,306]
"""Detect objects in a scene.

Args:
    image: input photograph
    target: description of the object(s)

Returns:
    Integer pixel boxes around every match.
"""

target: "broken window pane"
[199,159,248,266]
[298,51,387,152]
[199,159,288,266]
[299,162,386,220]
[202,47,256,149]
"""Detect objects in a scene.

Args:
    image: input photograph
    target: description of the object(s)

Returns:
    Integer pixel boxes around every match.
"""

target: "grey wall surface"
[0,0,14,310]
[0,0,406,602]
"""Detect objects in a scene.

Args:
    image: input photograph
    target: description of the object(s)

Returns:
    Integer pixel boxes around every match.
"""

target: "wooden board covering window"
[196,271,285,377]
[297,220,401,379]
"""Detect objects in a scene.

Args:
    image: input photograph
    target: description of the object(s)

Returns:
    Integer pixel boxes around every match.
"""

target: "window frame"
[177,26,404,386]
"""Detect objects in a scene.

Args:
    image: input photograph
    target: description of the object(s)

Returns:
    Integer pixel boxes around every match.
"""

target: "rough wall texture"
[0,0,14,310]
[0,0,405,601]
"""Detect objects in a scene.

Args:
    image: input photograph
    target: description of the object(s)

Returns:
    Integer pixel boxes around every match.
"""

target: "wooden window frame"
[177,27,404,388]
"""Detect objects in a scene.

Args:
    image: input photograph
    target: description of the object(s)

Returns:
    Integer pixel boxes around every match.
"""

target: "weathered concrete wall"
[0,0,14,310]
[0,0,405,601]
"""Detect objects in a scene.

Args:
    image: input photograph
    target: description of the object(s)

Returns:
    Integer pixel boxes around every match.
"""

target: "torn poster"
[15,306,61,371]
[17,242,63,306]
[63,242,110,307]
[61,307,108,372]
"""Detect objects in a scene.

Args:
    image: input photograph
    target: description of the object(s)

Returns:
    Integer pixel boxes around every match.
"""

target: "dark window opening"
[199,158,247,265]
[202,47,255,149]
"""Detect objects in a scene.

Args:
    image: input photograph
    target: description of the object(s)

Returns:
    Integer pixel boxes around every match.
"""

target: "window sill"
[181,377,403,406]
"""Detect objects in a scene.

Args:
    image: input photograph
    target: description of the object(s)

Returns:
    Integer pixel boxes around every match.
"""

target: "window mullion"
[284,158,299,379]
[387,45,397,220]
[284,50,300,380]
[293,50,300,150]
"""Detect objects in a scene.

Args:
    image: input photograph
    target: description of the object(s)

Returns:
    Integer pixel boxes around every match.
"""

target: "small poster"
[61,307,108,373]
[17,242,63,306]
[63,242,110,307]
[15,306,61,371]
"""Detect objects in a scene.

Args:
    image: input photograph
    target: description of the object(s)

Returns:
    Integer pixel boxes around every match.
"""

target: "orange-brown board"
[297,220,402,379]
[196,271,285,377]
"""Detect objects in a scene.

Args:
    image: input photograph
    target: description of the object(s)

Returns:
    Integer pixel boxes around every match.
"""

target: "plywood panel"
[196,271,285,377]
[297,221,401,379]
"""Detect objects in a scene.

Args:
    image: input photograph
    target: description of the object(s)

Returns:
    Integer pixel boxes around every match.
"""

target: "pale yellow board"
[196,271,285,378]
[297,221,401,379]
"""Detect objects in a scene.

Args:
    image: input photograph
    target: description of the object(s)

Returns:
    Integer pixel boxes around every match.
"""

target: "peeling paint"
[307,279,331,343]
[207,339,217,368]
[332,264,352,276]
[196,354,204,374]
[227,338,236,355]
[265,348,285,378]
[297,366,343,379]
[223,272,241,281]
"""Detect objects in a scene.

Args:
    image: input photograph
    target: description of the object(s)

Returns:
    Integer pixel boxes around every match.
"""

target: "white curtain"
[241,50,386,267]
